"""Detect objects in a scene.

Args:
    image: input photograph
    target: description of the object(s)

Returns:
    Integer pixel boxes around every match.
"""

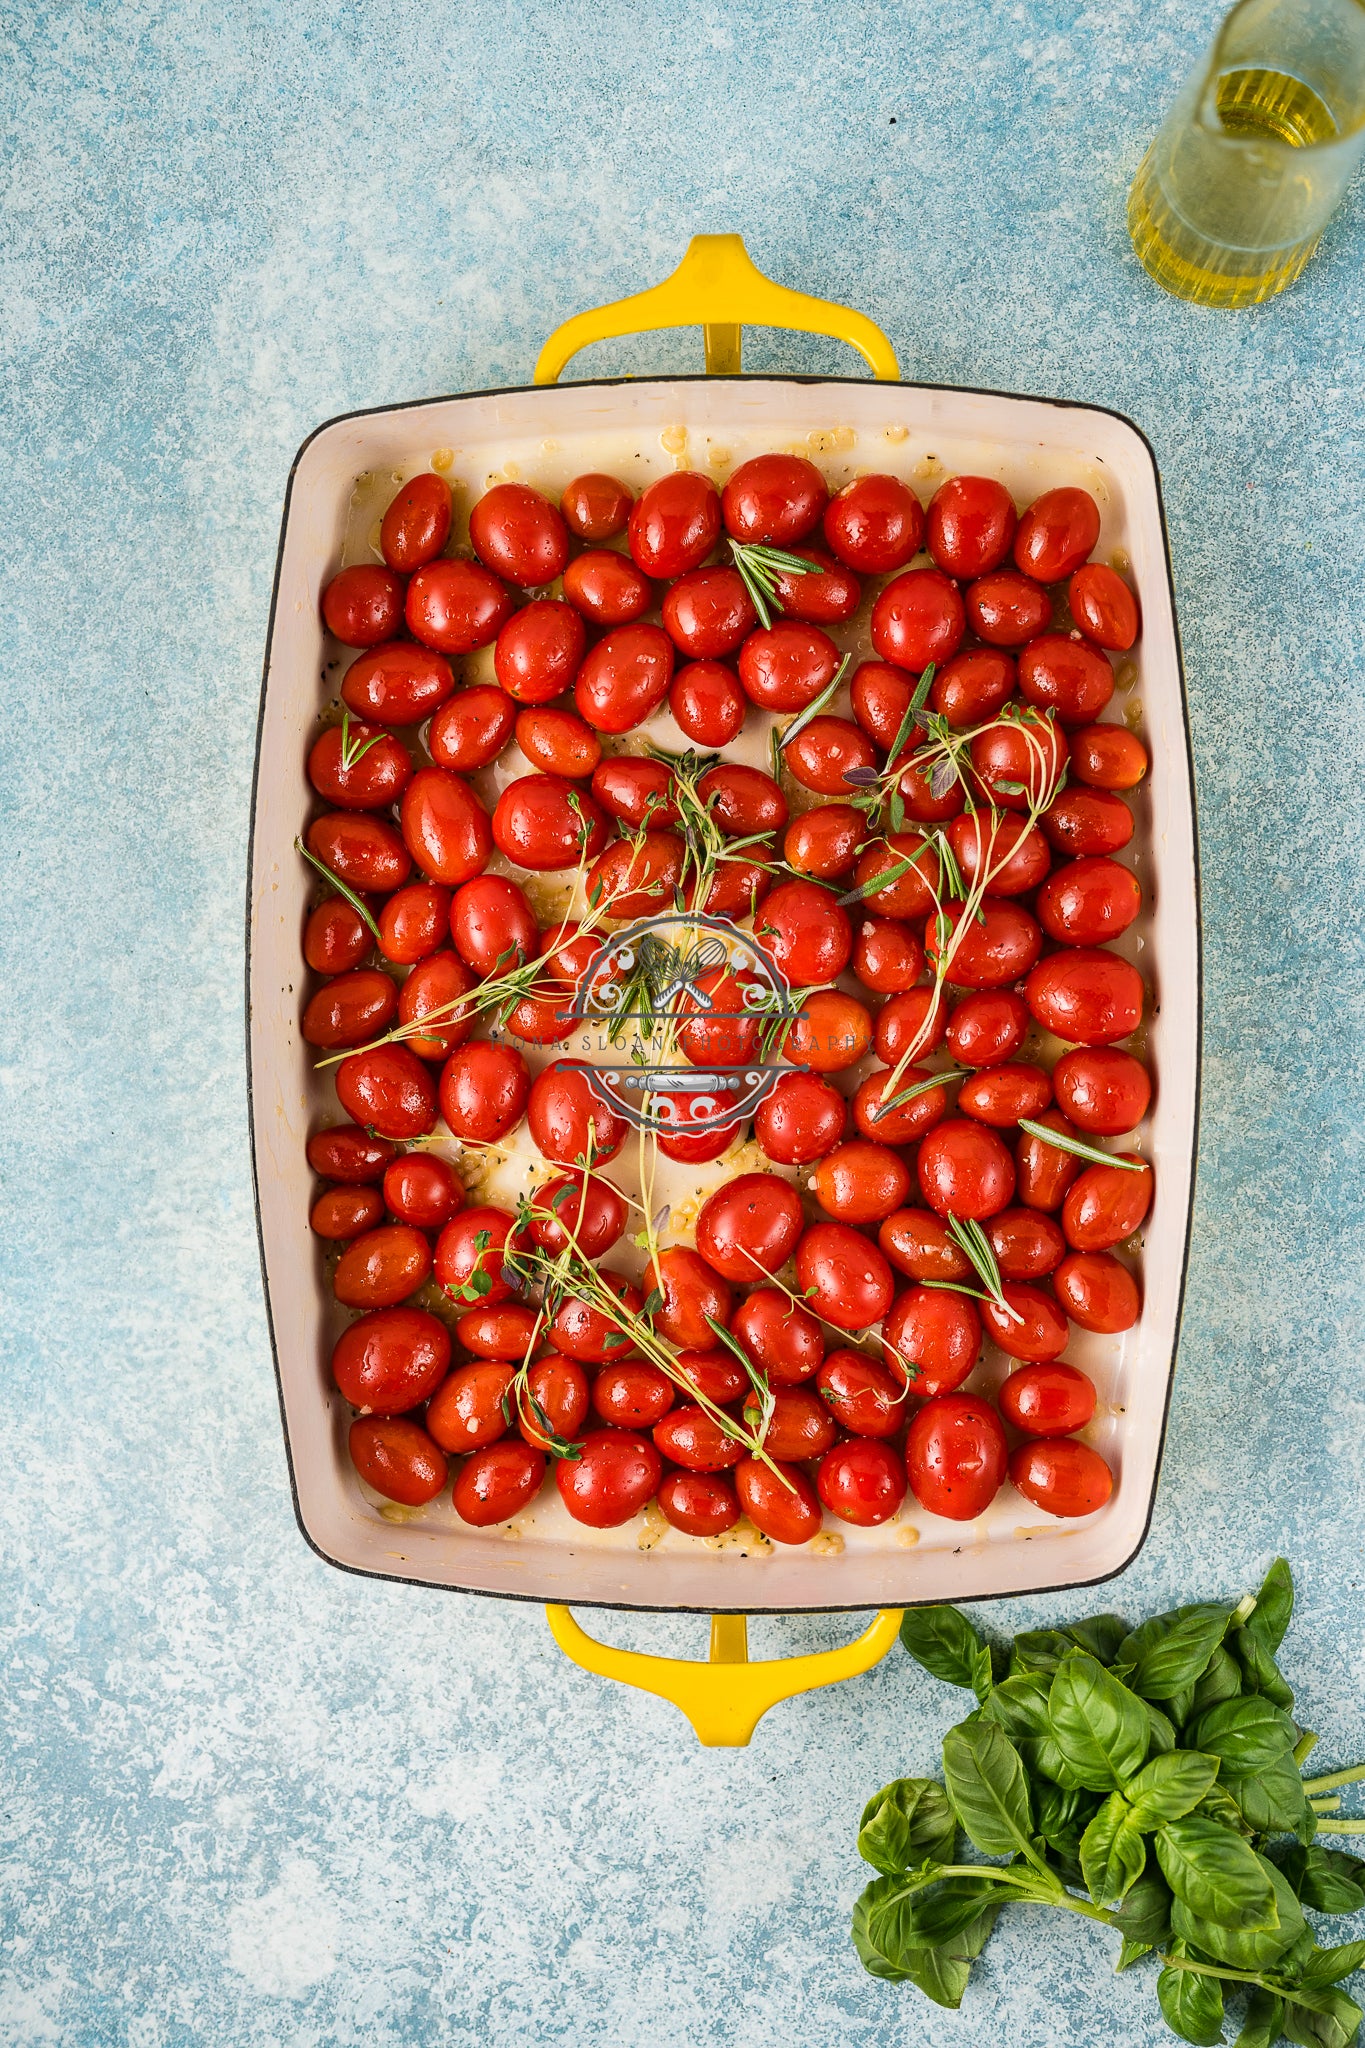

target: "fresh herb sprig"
[1018,1119,1148,1173]
[853,1560,1365,2047]
[295,836,383,947]
[728,539,819,629]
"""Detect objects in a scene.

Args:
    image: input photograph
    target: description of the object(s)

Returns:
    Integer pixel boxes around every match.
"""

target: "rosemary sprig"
[943,1213,1022,1323]
[337,709,387,773]
[728,539,819,629]
[777,653,852,754]
[1017,1120,1147,1172]
[295,836,382,945]
[866,1067,967,1124]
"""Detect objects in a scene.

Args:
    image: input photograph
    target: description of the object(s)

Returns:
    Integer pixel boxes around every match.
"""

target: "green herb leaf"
[850,1868,1006,1982]
[1114,1855,1175,1947]
[1187,1696,1300,1773]
[857,1778,957,1874]
[1157,1946,1227,2047]
[1280,1986,1364,2048]
[1294,1943,1365,1994]
[1017,1118,1147,1173]
[1170,1854,1305,1970]
[1247,1559,1295,1654]
[940,1720,1040,1865]
[1011,1628,1079,1677]
[983,1672,1084,1788]
[295,836,383,945]
[1128,1752,1223,1827]
[1155,1817,1281,1933]
[1067,1614,1131,1665]
[1081,1792,1148,1908]
[892,1907,1002,2011]
[1117,1936,1153,1972]
[900,1606,994,1702]
[1221,1755,1313,1840]
[1113,1605,1238,1702]
[1232,1623,1297,1713]
[1273,1845,1365,1916]
[1234,1989,1286,2048]
[1048,1652,1151,1792]
[1189,1645,1247,1719]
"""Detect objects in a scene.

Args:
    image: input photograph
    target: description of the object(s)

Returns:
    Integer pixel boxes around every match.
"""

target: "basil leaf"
[941,1720,1037,1861]
[1274,1846,1365,1916]
[1293,1942,1365,1993]
[850,1869,1007,1987]
[1128,1751,1223,1826]
[1232,1625,1297,1713]
[983,1672,1085,1786]
[1035,1779,1100,1875]
[1247,1558,1295,1655]
[1281,1986,1364,2048]
[1235,1989,1286,2048]
[1113,1604,1236,1702]
[1146,1701,1179,1754]
[1190,1645,1247,1719]
[1048,1652,1151,1792]
[1157,1947,1227,2046]
[900,1606,994,1701]
[849,1867,941,1980]
[1156,1817,1281,1932]
[1117,1935,1153,1972]
[1067,1613,1130,1665]
[1171,1858,1305,1970]
[1188,1696,1300,1771]
[858,1777,957,1874]
[1080,1792,1148,1908]
[1114,1853,1175,1947]
[1011,1628,1077,1676]
[1222,1755,1312,1839]
[1199,1782,1257,1838]
[892,1904,1003,2009]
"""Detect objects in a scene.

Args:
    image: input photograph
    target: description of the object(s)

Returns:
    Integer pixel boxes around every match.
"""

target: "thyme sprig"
[728,539,819,629]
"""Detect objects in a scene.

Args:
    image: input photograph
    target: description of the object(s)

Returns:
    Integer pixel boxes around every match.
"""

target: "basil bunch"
[853,1561,1365,2047]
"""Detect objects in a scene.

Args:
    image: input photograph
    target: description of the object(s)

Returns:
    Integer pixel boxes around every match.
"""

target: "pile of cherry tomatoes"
[303,447,1152,1547]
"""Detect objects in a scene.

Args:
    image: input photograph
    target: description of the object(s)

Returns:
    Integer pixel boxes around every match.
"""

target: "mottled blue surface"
[3,1,1365,2041]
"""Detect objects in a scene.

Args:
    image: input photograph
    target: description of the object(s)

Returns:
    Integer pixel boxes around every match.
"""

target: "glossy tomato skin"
[452,1440,546,1525]
[917,1118,1016,1219]
[783,989,872,1074]
[304,898,371,975]
[380,473,453,572]
[696,1175,804,1284]
[529,1171,626,1260]
[307,1124,395,1184]
[1055,1250,1140,1332]
[998,1360,1096,1436]
[383,1152,465,1229]
[853,915,924,993]
[818,1438,907,1527]
[425,1361,513,1452]
[311,1185,384,1239]
[1024,949,1144,1045]
[931,647,1016,728]
[628,472,721,578]
[560,472,633,541]
[397,951,476,1060]
[557,1429,662,1527]
[400,767,493,886]
[1009,1438,1113,1518]
[654,1096,741,1164]
[813,1142,910,1224]
[308,811,410,892]
[669,659,746,746]
[672,1348,749,1406]
[561,548,653,627]
[823,473,924,572]
[871,567,965,672]
[661,566,756,657]
[734,1458,823,1544]
[336,1044,438,1141]
[965,570,1053,647]
[406,559,514,654]
[350,1415,448,1503]
[1069,724,1149,790]
[550,1269,642,1363]
[1016,1111,1083,1211]
[957,1063,1053,1128]
[585,831,686,920]
[879,1208,972,1284]
[948,812,1050,899]
[518,1356,591,1450]
[591,757,680,830]
[341,642,456,727]
[850,660,915,748]
[853,1066,949,1146]
[926,474,1017,578]
[723,453,827,544]
[575,623,675,732]
[795,1223,895,1332]
[738,621,840,712]
[450,874,538,974]
[1041,786,1135,857]
[785,805,864,880]
[1068,563,1139,650]
[377,881,450,965]
[925,897,1043,990]
[642,1246,731,1350]
[987,1207,1067,1280]
[1014,487,1101,583]
[322,565,405,646]
[907,1394,1008,1520]
[946,990,1030,1068]
[873,987,948,1065]
[1052,1047,1151,1134]
[754,1071,847,1166]
[433,1204,523,1309]
[653,1405,744,1473]
[491,774,608,870]
[970,715,1068,811]
[882,1285,982,1396]
[1018,633,1115,725]
[527,1060,628,1167]
[676,965,762,1070]
[439,1040,530,1144]
[427,683,517,771]
[308,722,412,811]
[784,716,876,796]
[698,763,787,834]
[732,1288,825,1386]
[493,598,586,706]
[853,833,939,920]
[981,1282,1069,1362]
[817,1349,906,1437]
[755,879,852,983]
[333,1224,432,1309]
[302,968,397,1050]
[690,854,772,920]
[469,482,569,586]
[768,546,861,624]
[657,1470,739,1537]
[331,1305,450,1413]
[1061,1158,1153,1251]
[1037,857,1141,946]
[896,753,968,826]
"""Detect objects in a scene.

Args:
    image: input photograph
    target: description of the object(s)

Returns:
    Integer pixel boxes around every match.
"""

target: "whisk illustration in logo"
[561,912,802,1140]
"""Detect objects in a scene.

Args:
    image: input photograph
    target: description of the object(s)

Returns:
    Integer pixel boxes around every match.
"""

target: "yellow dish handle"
[534,232,900,384]
[546,1605,904,1747]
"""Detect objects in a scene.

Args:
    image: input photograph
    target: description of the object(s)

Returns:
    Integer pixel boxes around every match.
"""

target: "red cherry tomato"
[926,474,1017,579]
[947,811,1050,897]
[1037,857,1141,946]
[987,1207,1066,1280]
[333,1224,432,1309]
[311,1185,384,1239]
[818,1438,908,1527]
[452,1440,546,1525]
[722,454,827,543]
[491,774,609,871]
[560,473,633,541]
[882,1285,981,1396]
[550,1269,642,1362]
[336,1044,438,1141]
[590,757,679,831]
[427,684,517,771]
[998,1360,1096,1437]
[1025,949,1144,1046]
[382,1152,464,1229]
[1052,1047,1151,1135]
[732,1288,825,1386]
[754,879,852,983]
[584,831,686,920]
[469,483,569,586]
[527,1060,628,1168]
[641,1246,731,1349]
[785,805,864,880]
[1055,1250,1140,1331]
[852,915,924,993]
[969,715,1068,811]
[695,1175,804,1284]
[734,1458,823,1544]
[380,473,453,572]
[377,881,450,966]
[341,642,456,727]
[425,1361,514,1452]
[907,1394,1008,1520]
[925,897,1042,990]
[675,965,763,1070]
[754,1071,848,1166]
[871,567,965,672]
[654,1406,743,1472]
[1041,786,1135,857]
[813,1141,910,1224]
[561,548,653,627]
[1068,563,1139,650]
[654,1094,742,1164]
[946,990,1030,1069]
[816,1350,906,1438]
[518,1356,591,1450]
[738,621,840,712]
[784,715,876,796]
[574,623,675,732]
[964,570,1052,647]
[306,1124,396,1183]
[917,1118,1016,1219]
[850,660,915,748]
[689,854,773,920]
[931,647,1016,728]
[878,1208,972,1285]
[853,833,940,920]
[980,1281,1069,1361]
[1009,1437,1113,1518]
[752,1390,835,1464]
[322,565,405,646]
[795,1223,895,1332]
[528,1171,626,1260]
[657,1470,739,1537]
[1015,1111,1083,1212]
[350,1415,448,1504]
[894,752,968,826]
[669,659,746,746]
[439,1040,530,1144]
[672,1348,750,1405]
[661,566,757,657]
[783,989,872,1075]
[307,812,410,892]
[1061,1158,1153,1251]
[852,1066,949,1146]
[432,1204,523,1308]
[493,598,587,706]
[400,767,493,887]
[1069,723,1149,790]
[396,951,476,1060]
[1013,487,1101,583]
[331,1305,450,1414]
[698,763,787,835]
[302,968,397,1050]
[556,1429,662,1527]
[450,875,538,976]
[406,559,514,654]
[308,722,413,811]
[628,472,721,578]
[823,473,925,572]
[304,898,371,975]
[873,987,949,1065]
[1018,633,1115,725]
[766,546,861,624]
[957,1063,1053,1128]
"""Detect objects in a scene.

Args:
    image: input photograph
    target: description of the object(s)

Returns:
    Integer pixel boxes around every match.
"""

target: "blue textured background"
[4,1,1364,2041]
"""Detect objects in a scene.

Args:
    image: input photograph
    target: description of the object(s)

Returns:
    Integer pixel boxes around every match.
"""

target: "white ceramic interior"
[248,372,1198,1613]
